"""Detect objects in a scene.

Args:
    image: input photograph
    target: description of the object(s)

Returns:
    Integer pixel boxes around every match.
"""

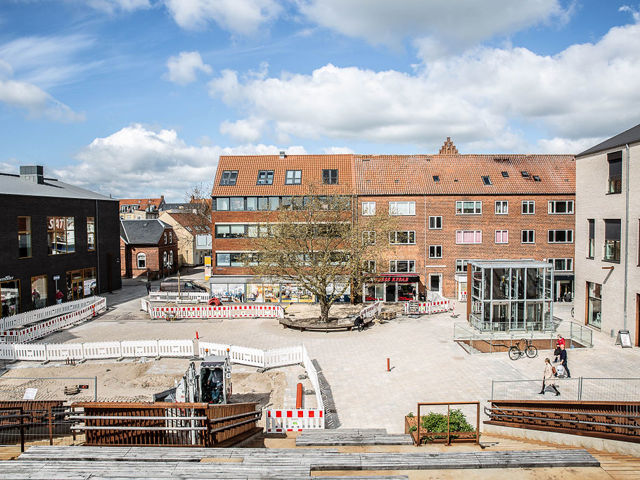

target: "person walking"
[146,281,151,295]
[540,358,560,396]
[554,334,565,363]
[559,344,571,378]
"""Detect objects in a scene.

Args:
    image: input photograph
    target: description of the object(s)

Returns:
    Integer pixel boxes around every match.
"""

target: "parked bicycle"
[508,338,538,360]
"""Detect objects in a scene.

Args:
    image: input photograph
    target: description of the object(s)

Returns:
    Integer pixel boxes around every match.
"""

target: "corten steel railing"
[485,400,640,443]
[0,402,73,451]
[71,402,261,447]
[409,402,480,446]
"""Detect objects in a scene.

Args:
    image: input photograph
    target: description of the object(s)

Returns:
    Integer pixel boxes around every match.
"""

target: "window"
[389,201,415,216]
[47,217,75,254]
[548,200,574,214]
[608,151,622,194]
[163,251,168,266]
[258,197,269,210]
[501,171,509,178]
[455,230,482,244]
[455,259,470,273]
[433,175,440,182]
[216,197,230,211]
[285,170,302,184]
[521,171,529,178]
[31,275,47,308]
[0,279,20,316]
[362,202,376,216]
[495,201,508,214]
[389,231,415,245]
[587,282,602,329]
[220,170,238,186]
[216,253,245,267]
[389,260,415,273]
[322,169,338,184]
[429,245,442,258]
[495,230,508,244]
[18,216,31,258]
[548,229,573,243]
[169,251,174,266]
[230,197,244,211]
[521,230,535,243]
[587,219,595,259]
[604,219,621,262]
[481,175,492,185]
[169,232,173,243]
[455,201,482,214]
[365,260,376,273]
[522,200,535,214]
[362,231,376,245]
[137,252,146,269]
[269,196,280,210]
[216,225,247,238]
[257,170,274,185]
[429,216,442,229]
[87,217,95,251]
[164,232,168,244]
[533,175,541,182]
[547,258,573,272]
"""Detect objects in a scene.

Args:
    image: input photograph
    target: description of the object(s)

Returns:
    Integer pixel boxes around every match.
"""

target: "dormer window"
[433,175,440,183]
[521,171,529,178]
[285,170,302,185]
[481,176,492,186]
[501,171,509,178]
[257,170,274,185]
[322,169,338,184]
[220,170,238,186]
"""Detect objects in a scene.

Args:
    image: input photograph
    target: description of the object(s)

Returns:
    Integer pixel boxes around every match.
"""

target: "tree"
[184,182,213,229]
[247,189,395,323]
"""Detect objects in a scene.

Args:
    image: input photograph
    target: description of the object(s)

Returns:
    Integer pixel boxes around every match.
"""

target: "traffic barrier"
[45,343,84,361]
[0,296,100,330]
[13,344,47,361]
[403,299,453,315]
[198,342,231,358]
[229,346,265,367]
[121,340,159,358]
[264,346,304,369]
[147,304,285,320]
[82,342,122,360]
[158,339,194,357]
[265,409,324,432]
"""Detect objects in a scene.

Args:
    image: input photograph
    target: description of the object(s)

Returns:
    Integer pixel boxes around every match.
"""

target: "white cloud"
[219,116,265,142]
[208,20,640,151]
[164,0,282,35]
[56,124,307,200]
[165,51,212,85]
[298,0,568,54]
[536,137,603,154]
[0,78,84,122]
[86,0,151,13]
[323,146,354,154]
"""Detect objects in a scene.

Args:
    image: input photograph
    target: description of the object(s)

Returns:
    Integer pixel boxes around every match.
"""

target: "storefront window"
[87,217,95,251]
[83,268,97,296]
[66,268,96,301]
[0,279,20,317]
[18,216,32,258]
[247,283,280,302]
[397,284,416,301]
[31,275,47,308]
[364,284,384,302]
[47,217,75,254]
[587,282,602,329]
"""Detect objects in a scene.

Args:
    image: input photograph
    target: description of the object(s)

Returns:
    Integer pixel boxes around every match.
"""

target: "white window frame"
[548,200,574,214]
[136,252,146,269]
[362,202,376,216]
[362,231,376,245]
[495,230,509,244]
[521,230,535,244]
[389,201,416,216]
[389,260,416,273]
[429,245,442,259]
[495,200,508,215]
[365,260,376,273]
[548,229,574,244]
[455,230,482,244]
[285,170,302,185]
[547,258,574,272]
[522,200,535,214]
[455,201,482,215]
[389,231,416,245]
[455,259,470,273]
[428,216,442,229]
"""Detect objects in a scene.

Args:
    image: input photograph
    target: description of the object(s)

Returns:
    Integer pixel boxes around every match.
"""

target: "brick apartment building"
[119,196,165,219]
[211,140,575,302]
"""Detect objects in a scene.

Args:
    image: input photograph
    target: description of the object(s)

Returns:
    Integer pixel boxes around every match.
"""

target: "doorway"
[429,274,441,294]
[492,303,509,331]
[385,283,396,302]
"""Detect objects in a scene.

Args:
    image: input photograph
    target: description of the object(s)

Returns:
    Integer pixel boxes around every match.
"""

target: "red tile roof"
[163,212,211,233]
[212,155,355,197]
[119,196,165,210]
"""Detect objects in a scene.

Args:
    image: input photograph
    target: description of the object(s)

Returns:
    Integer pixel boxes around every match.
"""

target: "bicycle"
[508,338,538,360]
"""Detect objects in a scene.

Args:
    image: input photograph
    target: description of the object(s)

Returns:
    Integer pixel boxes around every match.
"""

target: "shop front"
[364,274,420,302]
[66,268,97,301]
[0,277,20,317]
[455,274,467,301]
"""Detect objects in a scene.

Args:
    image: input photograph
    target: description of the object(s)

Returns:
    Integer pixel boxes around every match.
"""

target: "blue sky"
[1,0,639,201]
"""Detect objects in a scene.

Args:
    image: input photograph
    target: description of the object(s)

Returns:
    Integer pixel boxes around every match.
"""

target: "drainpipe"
[623,144,630,330]
[95,199,100,293]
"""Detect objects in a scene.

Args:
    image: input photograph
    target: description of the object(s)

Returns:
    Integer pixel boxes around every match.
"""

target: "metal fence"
[491,377,640,401]
[0,402,76,450]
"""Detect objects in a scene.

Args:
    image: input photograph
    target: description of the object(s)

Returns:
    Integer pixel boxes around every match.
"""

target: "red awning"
[375,275,420,283]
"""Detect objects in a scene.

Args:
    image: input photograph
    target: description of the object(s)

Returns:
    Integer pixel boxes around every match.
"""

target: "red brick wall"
[120,228,179,279]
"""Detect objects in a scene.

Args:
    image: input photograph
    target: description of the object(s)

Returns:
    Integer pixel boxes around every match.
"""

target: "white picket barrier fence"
[0,296,100,330]
[148,304,285,320]
[403,299,453,315]
[82,342,122,360]
[158,339,194,357]
[229,345,265,367]
[121,340,160,358]
[13,344,48,361]
[45,343,85,361]
[264,346,305,369]
[198,341,230,358]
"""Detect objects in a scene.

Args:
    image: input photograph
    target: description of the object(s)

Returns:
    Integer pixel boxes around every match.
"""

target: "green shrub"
[406,412,414,417]
[409,426,417,432]
[419,409,475,443]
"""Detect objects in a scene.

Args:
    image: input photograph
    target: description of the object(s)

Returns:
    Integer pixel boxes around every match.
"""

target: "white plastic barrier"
[229,345,265,367]
[360,301,382,320]
[149,292,210,303]
[264,409,324,433]
[404,299,452,315]
[148,304,285,320]
[158,339,195,357]
[45,343,85,361]
[82,342,122,360]
[264,346,304,369]
[121,340,159,358]
[302,345,324,411]
[13,344,47,361]
[0,296,100,330]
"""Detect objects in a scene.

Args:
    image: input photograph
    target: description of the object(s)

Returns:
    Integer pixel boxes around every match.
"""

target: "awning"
[374,275,420,283]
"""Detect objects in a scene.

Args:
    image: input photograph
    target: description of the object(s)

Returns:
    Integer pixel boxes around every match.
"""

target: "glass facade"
[469,261,553,332]
[31,275,47,309]
[0,279,20,317]
[587,282,602,329]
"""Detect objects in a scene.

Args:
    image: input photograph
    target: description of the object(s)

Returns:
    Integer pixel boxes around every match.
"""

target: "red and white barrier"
[404,299,453,315]
[265,409,324,432]
[148,304,285,320]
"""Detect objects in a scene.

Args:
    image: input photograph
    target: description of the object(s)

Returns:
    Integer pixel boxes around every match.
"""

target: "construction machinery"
[154,352,232,404]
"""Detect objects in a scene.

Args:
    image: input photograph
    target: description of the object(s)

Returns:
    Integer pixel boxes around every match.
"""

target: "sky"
[1,0,639,201]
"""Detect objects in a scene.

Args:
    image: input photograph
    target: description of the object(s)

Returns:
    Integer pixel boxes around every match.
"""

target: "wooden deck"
[296,428,413,446]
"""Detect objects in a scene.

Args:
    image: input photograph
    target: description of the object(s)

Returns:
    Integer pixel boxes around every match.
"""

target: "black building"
[0,166,121,316]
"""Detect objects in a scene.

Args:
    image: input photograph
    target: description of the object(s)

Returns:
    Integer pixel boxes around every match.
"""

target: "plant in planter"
[419,409,475,443]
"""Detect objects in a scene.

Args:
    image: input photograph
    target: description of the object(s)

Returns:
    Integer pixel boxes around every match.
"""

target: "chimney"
[19,165,45,184]
[279,151,286,159]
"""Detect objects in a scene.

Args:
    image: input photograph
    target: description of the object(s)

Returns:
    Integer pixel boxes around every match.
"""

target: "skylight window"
[433,175,440,182]
[521,171,529,178]
[481,175,492,186]
[533,175,541,182]
[501,171,509,178]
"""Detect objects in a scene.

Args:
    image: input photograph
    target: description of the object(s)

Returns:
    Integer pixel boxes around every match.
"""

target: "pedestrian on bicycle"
[559,344,571,378]
[540,358,560,396]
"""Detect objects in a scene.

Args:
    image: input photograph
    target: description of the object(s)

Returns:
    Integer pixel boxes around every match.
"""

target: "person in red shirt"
[554,334,565,363]
[55,290,64,304]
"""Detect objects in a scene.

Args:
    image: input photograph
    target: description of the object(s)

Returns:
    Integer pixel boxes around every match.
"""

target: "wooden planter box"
[404,415,479,445]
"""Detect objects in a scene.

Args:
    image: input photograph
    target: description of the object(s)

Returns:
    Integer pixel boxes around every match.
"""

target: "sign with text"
[23,388,37,400]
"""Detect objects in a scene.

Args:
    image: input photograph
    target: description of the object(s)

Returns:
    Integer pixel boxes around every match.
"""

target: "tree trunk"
[320,300,332,323]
